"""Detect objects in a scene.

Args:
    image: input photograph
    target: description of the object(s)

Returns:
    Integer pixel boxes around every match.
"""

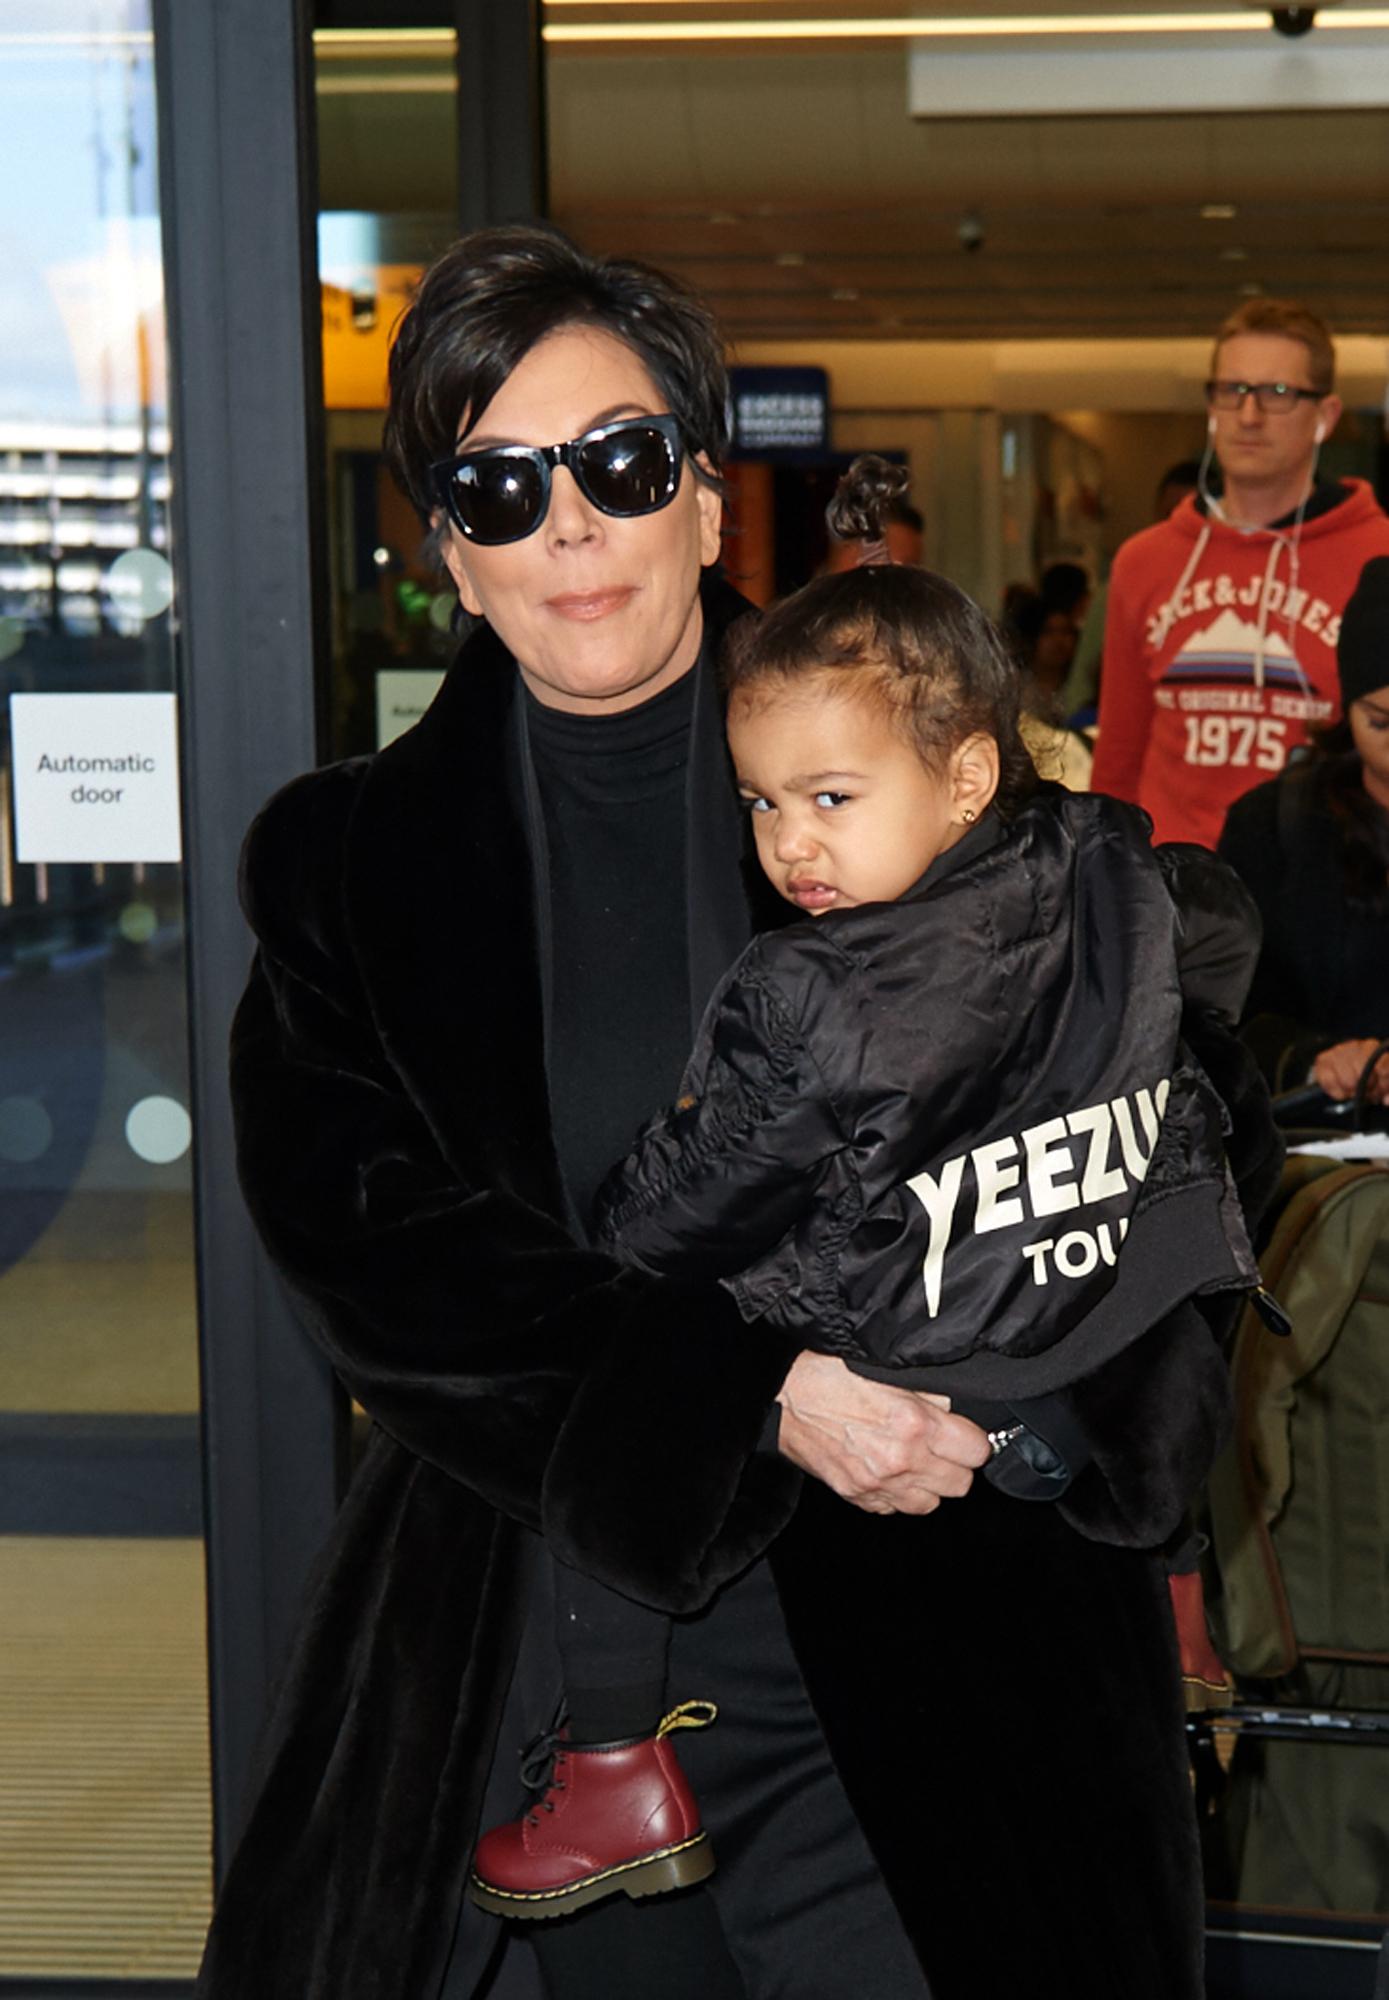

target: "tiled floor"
[1,1191,199,1415]
[0,1535,212,1978]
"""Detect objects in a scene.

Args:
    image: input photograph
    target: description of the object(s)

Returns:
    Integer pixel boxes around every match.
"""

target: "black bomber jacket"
[595,786,1262,1409]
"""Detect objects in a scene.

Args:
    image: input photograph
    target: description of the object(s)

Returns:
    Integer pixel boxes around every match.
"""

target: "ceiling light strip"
[316,27,452,43]
[315,28,454,56]
[313,13,1389,55]
[541,12,1389,41]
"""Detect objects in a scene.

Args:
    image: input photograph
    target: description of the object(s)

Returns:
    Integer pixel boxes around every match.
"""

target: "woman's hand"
[775,1351,991,1516]
[1312,1037,1389,1104]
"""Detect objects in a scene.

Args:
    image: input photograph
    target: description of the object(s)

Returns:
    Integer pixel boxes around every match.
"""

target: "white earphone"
[1313,421,1326,444]
[1208,416,1218,437]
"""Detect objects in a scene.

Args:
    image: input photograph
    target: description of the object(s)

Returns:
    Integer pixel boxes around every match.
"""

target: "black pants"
[552,1561,671,1709]
[450,1477,1203,2000]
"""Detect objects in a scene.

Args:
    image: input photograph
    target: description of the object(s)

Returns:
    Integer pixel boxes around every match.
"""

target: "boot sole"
[469,1832,714,1920]
[1182,1673,1233,1714]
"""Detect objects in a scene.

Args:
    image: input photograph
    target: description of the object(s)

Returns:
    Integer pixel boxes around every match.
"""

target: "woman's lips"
[544,587,637,622]
[788,878,839,912]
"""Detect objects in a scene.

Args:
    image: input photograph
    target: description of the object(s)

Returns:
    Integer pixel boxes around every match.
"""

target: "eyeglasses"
[1204,379,1324,416]
[430,415,686,546]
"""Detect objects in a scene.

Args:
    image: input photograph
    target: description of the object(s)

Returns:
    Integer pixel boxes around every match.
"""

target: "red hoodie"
[1091,479,1389,848]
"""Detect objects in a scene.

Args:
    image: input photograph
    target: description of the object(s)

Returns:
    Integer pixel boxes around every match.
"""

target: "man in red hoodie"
[1092,300,1389,848]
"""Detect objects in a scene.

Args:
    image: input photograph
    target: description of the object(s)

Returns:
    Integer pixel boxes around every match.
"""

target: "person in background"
[1218,554,1389,1102]
[1040,558,1092,631]
[1092,300,1389,848]
[1003,583,1094,789]
[1060,460,1202,726]
[1008,586,1082,700]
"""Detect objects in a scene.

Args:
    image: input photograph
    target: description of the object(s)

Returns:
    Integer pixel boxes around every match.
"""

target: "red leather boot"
[469,1702,717,1920]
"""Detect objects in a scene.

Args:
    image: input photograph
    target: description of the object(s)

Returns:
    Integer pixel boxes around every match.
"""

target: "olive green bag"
[1206,1157,1389,1915]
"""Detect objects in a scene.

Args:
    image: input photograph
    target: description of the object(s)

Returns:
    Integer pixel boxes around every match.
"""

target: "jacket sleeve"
[593,943,850,1280]
[1089,549,1153,806]
[1155,835,1283,1260]
[231,769,802,1613]
[1154,840,1262,1026]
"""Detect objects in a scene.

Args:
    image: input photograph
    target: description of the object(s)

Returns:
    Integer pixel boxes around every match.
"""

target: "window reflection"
[0,0,211,1977]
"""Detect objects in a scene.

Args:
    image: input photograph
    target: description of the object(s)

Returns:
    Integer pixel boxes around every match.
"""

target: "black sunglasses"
[430,414,686,546]
[1204,379,1323,416]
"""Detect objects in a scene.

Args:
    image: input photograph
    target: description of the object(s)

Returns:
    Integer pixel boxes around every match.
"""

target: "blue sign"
[728,365,829,458]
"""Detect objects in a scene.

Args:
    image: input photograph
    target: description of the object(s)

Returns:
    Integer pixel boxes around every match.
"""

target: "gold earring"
[961,807,977,824]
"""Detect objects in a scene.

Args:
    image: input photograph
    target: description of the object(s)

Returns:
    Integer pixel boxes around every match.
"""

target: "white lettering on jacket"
[904,1081,1170,1318]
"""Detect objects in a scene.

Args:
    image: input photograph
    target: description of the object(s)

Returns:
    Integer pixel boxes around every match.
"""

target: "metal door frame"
[150,0,547,1901]
[153,0,341,1879]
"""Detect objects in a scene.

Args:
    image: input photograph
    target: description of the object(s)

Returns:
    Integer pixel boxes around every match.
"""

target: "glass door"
[0,0,211,1979]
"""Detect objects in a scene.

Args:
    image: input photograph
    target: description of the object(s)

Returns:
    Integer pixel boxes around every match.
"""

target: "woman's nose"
[545,464,603,547]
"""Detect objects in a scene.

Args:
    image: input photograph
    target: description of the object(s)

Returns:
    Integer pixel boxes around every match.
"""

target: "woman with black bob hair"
[198,225,1250,2000]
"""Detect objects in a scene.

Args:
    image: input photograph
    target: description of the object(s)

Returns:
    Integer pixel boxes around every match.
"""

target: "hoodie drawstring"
[1167,521,1211,625]
[1251,533,1283,691]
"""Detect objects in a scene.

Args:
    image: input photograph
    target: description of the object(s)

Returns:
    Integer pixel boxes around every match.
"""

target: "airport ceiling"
[315,3,1389,343]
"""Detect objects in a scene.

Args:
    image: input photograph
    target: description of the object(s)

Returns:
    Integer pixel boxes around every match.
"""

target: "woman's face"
[1031,611,1077,691]
[1349,681,1389,807]
[439,324,723,713]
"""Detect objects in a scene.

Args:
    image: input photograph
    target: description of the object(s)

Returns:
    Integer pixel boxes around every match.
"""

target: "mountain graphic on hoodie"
[1162,610,1305,693]
[1092,479,1389,848]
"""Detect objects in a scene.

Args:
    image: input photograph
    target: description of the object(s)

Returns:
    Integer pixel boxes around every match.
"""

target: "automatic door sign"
[9,692,182,864]
[375,668,445,749]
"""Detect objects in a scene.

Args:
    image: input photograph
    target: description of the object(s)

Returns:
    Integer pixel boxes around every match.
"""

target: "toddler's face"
[729,682,981,916]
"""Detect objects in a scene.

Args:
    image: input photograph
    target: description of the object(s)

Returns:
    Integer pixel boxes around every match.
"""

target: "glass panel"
[0,0,211,1977]
[315,26,459,760]
[545,13,1389,1953]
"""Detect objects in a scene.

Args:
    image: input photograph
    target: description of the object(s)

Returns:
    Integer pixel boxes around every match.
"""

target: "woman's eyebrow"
[457,401,656,453]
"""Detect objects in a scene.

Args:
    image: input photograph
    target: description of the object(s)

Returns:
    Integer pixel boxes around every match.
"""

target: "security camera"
[957,212,984,254]
[1240,1,1336,29]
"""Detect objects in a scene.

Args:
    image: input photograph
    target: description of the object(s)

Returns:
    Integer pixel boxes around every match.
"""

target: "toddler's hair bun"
[827,454,911,545]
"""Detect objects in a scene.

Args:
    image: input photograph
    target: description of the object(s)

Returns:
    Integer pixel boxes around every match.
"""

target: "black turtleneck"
[525,669,696,1231]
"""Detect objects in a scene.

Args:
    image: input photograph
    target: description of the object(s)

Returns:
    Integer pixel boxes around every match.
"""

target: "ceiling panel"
[314,23,1389,343]
[546,47,1389,337]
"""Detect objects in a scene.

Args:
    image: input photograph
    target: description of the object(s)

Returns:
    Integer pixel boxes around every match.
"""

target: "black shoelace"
[516,1707,570,1825]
